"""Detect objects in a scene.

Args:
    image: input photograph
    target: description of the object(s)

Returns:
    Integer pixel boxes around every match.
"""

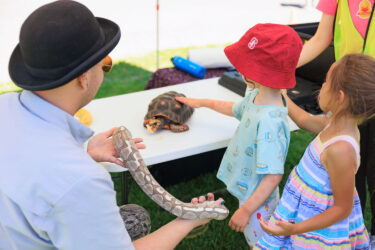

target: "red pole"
[156,0,159,70]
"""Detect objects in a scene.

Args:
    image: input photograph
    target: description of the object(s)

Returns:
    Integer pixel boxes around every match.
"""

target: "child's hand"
[175,96,203,108]
[259,216,296,236]
[228,207,250,232]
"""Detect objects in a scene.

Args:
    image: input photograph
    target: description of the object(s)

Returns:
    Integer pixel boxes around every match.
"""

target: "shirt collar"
[19,90,94,145]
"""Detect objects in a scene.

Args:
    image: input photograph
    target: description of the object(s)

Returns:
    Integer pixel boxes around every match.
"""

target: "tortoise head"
[146,117,164,133]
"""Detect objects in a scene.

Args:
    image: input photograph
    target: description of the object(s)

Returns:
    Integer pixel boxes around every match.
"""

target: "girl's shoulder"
[318,134,360,171]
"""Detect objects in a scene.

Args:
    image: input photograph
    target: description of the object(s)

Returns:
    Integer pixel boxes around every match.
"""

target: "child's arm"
[260,141,356,235]
[228,174,282,232]
[297,13,335,68]
[175,97,234,117]
[285,93,329,134]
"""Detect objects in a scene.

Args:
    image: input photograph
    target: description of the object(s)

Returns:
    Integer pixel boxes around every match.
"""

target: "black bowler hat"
[9,0,121,91]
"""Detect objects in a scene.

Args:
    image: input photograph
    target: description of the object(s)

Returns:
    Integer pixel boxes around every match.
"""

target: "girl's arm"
[175,96,234,117]
[297,13,335,68]
[260,141,356,235]
[284,93,329,134]
[228,174,283,232]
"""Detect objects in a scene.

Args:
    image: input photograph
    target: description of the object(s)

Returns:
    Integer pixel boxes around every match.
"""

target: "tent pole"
[156,0,159,70]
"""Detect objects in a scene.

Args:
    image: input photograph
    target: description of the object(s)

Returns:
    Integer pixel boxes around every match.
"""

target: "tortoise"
[144,91,194,133]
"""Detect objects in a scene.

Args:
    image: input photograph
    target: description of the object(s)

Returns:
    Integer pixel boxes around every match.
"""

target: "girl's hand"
[259,217,296,236]
[175,96,203,108]
[228,207,250,232]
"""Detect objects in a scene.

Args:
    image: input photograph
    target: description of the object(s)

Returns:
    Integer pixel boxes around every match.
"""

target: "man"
[0,1,222,249]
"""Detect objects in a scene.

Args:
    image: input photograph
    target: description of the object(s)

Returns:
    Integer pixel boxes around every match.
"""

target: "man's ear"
[77,72,88,89]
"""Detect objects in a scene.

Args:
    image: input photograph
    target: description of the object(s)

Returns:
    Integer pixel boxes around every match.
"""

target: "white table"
[85,77,299,172]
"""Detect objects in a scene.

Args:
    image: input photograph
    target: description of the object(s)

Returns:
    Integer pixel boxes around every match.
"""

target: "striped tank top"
[255,134,369,249]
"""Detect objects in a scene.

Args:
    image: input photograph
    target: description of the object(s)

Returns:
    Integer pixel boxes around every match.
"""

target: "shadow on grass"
[95,61,152,99]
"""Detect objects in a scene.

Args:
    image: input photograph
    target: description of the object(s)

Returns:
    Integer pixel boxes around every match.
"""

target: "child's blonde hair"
[326,53,375,123]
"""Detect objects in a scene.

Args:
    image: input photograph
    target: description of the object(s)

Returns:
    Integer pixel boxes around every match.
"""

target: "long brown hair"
[327,53,375,123]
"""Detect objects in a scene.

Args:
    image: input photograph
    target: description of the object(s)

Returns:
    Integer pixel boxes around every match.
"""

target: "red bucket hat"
[224,23,302,89]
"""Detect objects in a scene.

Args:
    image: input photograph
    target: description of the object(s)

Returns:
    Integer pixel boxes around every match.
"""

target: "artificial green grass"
[113,130,315,249]
[1,45,373,248]
[95,44,228,99]
[96,62,152,99]
[1,45,224,96]
[119,129,372,249]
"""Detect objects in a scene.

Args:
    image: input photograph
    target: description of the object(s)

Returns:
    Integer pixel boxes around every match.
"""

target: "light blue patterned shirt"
[0,91,134,249]
[217,89,290,202]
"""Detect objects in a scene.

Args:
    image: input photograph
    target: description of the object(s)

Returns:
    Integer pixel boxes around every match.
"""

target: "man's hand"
[175,96,203,108]
[175,193,225,228]
[228,207,251,232]
[259,216,296,236]
[87,127,145,167]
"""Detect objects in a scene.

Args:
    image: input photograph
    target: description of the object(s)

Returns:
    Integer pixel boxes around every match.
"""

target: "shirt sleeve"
[232,92,252,121]
[316,0,337,16]
[255,116,289,175]
[47,172,135,250]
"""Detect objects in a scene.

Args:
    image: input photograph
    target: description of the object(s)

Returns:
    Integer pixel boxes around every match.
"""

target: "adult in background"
[294,0,375,247]
[0,1,222,249]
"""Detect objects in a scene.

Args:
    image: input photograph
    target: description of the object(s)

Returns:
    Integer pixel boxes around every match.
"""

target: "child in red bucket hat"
[176,23,302,248]
[225,23,302,89]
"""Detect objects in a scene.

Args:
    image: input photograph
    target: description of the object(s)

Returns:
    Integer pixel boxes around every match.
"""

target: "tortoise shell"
[144,91,194,124]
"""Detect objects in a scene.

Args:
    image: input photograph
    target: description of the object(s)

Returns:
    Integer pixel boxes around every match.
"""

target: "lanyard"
[363,0,375,50]
[333,0,375,52]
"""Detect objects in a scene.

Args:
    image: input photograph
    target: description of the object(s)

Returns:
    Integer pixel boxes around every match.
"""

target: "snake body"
[113,126,229,220]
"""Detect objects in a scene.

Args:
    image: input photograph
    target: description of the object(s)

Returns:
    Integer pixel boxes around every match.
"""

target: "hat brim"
[9,17,121,91]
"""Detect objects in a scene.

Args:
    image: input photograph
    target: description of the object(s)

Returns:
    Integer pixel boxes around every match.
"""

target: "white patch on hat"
[248,37,258,50]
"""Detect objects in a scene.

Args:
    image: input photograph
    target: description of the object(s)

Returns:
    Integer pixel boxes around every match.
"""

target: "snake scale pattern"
[113,126,229,220]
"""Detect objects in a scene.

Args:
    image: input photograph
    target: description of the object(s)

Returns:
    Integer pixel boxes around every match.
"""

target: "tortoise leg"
[170,124,189,132]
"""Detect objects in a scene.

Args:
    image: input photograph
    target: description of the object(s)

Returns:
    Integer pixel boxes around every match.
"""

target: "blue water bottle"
[171,56,206,78]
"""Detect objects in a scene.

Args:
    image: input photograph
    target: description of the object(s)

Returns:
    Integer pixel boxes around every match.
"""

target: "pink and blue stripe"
[255,135,369,249]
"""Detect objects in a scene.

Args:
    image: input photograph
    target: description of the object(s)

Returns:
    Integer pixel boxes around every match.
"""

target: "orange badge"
[357,0,372,18]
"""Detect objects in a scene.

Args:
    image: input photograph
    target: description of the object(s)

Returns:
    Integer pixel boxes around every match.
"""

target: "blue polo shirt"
[217,89,290,203]
[0,91,134,249]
